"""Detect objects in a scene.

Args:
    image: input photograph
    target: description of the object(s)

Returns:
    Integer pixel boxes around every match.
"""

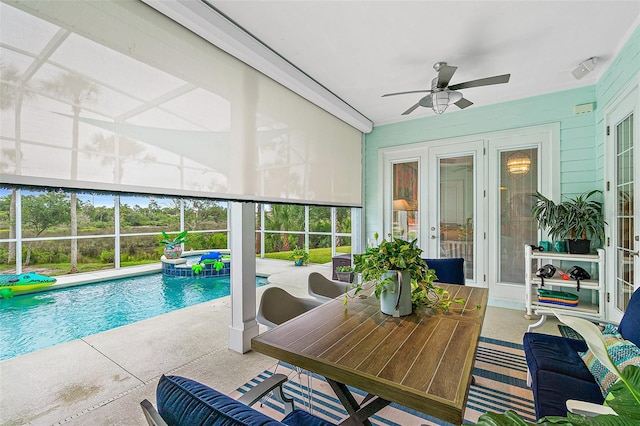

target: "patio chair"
[257,287,323,411]
[141,374,335,426]
[257,286,323,329]
[423,257,465,285]
[307,272,350,302]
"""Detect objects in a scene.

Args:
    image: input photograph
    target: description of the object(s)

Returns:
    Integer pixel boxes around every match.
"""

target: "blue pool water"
[0,274,268,361]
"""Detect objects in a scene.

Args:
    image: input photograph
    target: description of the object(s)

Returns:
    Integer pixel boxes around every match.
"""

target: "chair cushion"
[523,333,594,381]
[618,287,640,346]
[579,324,640,397]
[156,375,284,426]
[423,258,465,284]
[281,409,336,426]
[523,332,603,418]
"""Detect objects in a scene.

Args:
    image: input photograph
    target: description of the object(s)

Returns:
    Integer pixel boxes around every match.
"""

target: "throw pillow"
[579,324,640,397]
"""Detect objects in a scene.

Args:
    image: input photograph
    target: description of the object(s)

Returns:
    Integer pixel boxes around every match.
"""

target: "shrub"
[99,250,115,263]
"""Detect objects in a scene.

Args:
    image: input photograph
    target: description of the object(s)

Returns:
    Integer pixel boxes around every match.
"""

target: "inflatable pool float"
[0,273,56,298]
[191,252,227,274]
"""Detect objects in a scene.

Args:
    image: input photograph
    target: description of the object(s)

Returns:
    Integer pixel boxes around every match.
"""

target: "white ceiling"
[209,1,640,127]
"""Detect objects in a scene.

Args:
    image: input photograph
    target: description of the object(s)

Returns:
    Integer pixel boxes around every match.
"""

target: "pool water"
[0,274,268,361]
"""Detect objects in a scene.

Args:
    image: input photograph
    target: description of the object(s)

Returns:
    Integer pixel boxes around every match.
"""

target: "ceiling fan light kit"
[383,62,511,116]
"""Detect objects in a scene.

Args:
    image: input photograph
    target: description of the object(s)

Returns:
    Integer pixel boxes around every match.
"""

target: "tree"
[41,73,98,273]
[1,63,34,264]
[265,204,305,251]
[22,192,70,265]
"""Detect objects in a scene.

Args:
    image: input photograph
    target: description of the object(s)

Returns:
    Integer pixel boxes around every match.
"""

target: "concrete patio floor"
[0,259,559,426]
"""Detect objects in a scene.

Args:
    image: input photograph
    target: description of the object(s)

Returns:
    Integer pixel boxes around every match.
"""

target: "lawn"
[263,246,351,264]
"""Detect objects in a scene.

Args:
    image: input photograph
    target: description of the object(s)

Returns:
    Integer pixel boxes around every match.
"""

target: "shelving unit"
[524,245,605,331]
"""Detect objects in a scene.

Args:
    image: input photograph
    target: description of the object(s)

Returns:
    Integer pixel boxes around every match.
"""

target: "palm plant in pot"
[532,190,606,254]
[348,233,466,317]
[160,230,189,259]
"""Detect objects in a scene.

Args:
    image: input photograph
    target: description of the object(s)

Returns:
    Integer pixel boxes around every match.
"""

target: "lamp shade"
[506,151,531,175]
[393,199,411,211]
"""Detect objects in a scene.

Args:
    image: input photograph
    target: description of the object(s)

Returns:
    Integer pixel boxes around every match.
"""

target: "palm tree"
[1,63,34,265]
[41,72,98,273]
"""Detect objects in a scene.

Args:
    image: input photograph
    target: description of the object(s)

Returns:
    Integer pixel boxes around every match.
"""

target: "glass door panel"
[392,161,419,240]
[428,140,484,285]
[615,113,635,313]
[439,156,474,280]
[499,148,538,283]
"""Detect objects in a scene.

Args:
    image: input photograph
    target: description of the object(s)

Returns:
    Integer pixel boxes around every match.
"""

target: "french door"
[607,86,639,323]
[427,141,485,285]
[383,124,556,302]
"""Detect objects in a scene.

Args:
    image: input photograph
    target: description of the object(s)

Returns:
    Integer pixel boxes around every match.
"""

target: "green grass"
[263,246,351,264]
[0,248,352,275]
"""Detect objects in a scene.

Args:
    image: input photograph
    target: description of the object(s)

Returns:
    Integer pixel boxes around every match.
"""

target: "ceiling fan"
[382,62,511,115]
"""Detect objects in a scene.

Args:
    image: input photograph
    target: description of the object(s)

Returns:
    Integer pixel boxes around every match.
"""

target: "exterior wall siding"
[363,24,640,240]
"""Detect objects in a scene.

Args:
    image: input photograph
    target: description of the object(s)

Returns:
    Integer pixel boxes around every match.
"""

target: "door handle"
[430,235,439,239]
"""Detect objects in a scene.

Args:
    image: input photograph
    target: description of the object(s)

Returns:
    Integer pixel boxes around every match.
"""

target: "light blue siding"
[364,25,640,237]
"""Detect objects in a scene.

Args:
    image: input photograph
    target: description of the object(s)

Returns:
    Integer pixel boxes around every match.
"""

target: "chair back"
[308,272,350,302]
[257,287,323,329]
[422,258,465,285]
[618,286,640,346]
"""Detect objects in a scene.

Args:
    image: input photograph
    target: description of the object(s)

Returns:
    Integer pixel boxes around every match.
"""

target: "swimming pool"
[0,274,268,361]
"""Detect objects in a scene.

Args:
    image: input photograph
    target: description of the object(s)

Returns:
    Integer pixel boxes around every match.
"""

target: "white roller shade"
[0,0,362,207]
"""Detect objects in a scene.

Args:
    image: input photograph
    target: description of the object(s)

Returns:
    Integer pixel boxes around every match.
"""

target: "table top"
[251,284,488,425]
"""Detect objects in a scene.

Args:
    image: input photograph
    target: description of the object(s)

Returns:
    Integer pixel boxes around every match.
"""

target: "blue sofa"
[523,287,640,419]
[141,374,335,426]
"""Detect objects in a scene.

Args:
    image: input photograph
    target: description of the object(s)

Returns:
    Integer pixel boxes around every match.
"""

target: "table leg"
[326,378,391,426]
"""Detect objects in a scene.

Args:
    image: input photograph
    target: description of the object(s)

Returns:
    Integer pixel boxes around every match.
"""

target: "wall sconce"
[506,151,531,175]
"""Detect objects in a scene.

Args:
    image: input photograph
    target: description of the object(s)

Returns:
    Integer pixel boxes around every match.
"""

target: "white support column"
[228,201,259,353]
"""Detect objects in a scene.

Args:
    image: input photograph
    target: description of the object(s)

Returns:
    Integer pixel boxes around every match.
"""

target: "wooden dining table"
[251,284,489,425]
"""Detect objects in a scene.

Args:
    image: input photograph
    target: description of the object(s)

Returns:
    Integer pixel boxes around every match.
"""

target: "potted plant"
[160,230,189,259]
[532,190,606,254]
[290,246,309,266]
[348,233,466,317]
[335,265,355,283]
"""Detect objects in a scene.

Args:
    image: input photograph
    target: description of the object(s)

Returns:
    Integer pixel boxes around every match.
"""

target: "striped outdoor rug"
[231,337,535,425]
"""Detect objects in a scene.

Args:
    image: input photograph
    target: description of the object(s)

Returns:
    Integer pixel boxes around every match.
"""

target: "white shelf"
[525,245,605,330]
[528,277,600,290]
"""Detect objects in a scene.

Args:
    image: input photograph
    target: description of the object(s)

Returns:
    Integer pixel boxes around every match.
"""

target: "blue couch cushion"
[281,410,336,426]
[523,333,603,418]
[618,287,640,347]
[423,258,465,285]
[156,375,284,426]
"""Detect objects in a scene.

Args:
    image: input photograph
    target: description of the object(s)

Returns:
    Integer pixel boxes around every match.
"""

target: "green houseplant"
[290,246,309,266]
[160,230,189,259]
[532,190,606,254]
[335,265,355,283]
[348,233,466,316]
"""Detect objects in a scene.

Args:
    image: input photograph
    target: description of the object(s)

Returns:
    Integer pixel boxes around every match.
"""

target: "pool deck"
[0,259,560,426]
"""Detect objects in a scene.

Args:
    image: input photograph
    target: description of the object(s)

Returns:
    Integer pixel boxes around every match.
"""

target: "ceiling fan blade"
[436,65,457,89]
[455,98,473,109]
[448,74,511,91]
[382,89,432,97]
[402,102,421,115]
